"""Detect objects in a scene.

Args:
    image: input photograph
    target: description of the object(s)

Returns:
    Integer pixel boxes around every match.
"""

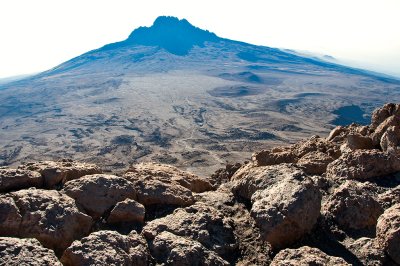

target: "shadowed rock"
[376,204,400,264]
[107,198,145,224]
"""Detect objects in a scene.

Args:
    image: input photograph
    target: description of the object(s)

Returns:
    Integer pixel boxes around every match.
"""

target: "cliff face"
[1,103,400,265]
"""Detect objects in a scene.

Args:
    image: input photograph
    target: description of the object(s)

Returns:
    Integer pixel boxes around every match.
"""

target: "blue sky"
[1,0,399,78]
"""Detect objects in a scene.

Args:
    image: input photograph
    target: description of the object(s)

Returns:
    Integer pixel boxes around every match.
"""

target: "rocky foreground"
[1,103,400,265]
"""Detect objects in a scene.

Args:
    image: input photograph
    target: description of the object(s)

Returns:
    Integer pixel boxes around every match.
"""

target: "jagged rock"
[380,126,400,153]
[253,136,340,168]
[62,174,137,219]
[61,230,149,266]
[296,151,335,175]
[0,168,43,192]
[378,185,400,209]
[231,164,307,200]
[252,149,296,166]
[142,203,236,260]
[195,186,272,265]
[271,246,350,266]
[0,189,92,252]
[19,160,101,188]
[251,177,321,249]
[346,237,386,265]
[150,231,229,266]
[0,237,62,266]
[211,162,242,185]
[123,172,194,206]
[327,124,371,144]
[370,103,400,130]
[126,162,213,193]
[371,115,400,146]
[107,198,145,224]
[345,133,374,150]
[376,204,400,264]
[326,149,400,180]
[322,180,383,230]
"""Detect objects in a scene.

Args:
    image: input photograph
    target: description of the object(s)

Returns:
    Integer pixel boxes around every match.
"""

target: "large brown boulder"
[380,126,400,153]
[0,189,92,252]
[62,174,137,219]
[371,115,400,146]
[142,203,236,260]
[346,237,386,266]
[322,180,383,230]
[376,204,400,264]
[251,178,321,249]
[107,198,145,224]
[326,149,400,180]
[127,162,213,192]
[345,133,374,150]
[61,230,149,266]
[253,136,340,167]
[19,160,101,188]
[123,172,194,206]
[150,231,229,266]
[271,246,350,266]
[296,151,335,175]
[231,164,308,200]
[0,168,43,192]
[378,185,400,209]
[370,103,400,130]
[0,237,62,266]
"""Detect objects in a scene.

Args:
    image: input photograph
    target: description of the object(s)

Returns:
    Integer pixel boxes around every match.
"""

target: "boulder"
[345,133,374,150]
[371,115,400,146]
[0,189,92,252]
[19,160,101,188]
[231,164,308,200]
[370,103,400,130]
[142,203,236,259]
[62,174,137,219]
[322,181,383,230]
[150,231,229,266]
[107,198,145,224]
[250,178,321,249]
[252,149,296,167]
[126,162,213,193]
[378,185,400,209]
[326,149,400,180]
[0,237,62,266]
[61,230,149,266]
[0,168,43,192]
[346,237,386,266]
[123,172,194,206]
[376,204,400,264]
[296,151,335,175]
[271,246,350,266]
[380,126,400,153]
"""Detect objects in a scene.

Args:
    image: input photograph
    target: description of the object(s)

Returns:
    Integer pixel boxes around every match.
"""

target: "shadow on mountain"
[208,85,266,98]
[332,105,370,126]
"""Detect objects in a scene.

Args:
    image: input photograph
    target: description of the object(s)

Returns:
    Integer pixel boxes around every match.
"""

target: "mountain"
[1,16,399,175]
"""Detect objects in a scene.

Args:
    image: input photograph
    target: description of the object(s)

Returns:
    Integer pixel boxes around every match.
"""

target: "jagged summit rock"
[106,16,219,55]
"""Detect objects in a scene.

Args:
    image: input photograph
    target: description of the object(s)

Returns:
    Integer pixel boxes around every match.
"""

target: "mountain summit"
[123,16,219,55]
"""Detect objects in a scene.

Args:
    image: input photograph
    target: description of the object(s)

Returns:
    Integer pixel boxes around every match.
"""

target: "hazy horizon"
[1,0,399,79]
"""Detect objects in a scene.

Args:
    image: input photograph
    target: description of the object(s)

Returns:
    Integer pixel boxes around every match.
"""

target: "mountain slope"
[1,16,399,175]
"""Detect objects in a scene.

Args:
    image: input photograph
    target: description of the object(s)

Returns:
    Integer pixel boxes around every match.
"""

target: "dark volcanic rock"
[0,189,92,252]
[19,160,101,189]
[62,174,137,219]
[61,230,149,266]
[0,168,42,192]
[0,237,62,266]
